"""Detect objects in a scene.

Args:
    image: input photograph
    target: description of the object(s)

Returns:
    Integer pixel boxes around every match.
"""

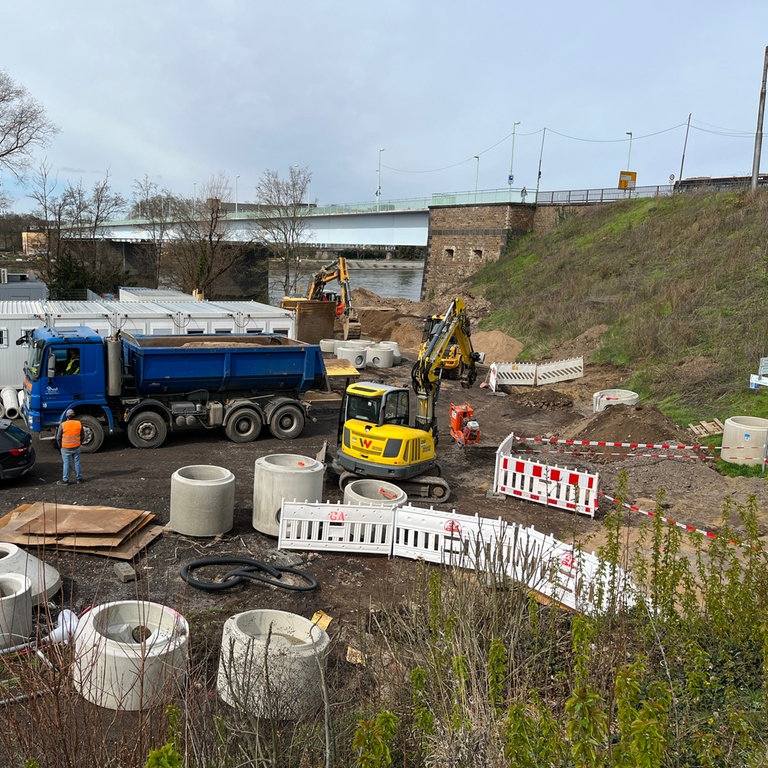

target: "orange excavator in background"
[303,257,361,339]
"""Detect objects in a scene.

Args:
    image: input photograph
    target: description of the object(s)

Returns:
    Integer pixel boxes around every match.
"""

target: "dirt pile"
[352,288,522,361]
[568,403,691,446]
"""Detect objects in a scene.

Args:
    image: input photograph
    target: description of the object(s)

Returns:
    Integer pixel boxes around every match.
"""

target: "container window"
[0,329,6,349]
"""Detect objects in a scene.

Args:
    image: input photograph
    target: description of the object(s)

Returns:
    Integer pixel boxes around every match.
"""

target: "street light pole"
[193,182,197,215]
[508,121,520,196]
[376,148,384,211]
[474,155,480,203]
[535,128,546,198]
[235,175,240,215]
[626,131,633,170]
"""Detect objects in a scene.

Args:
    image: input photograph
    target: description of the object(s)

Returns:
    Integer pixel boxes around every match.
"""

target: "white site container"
[253,454,324,536]
[592,389,640,413]
[169,464,235,536]
[721,416,768,467]
[0,573,32,650]
[217,609,331,719]
[73,600,189,711]
[344,478,407,508]
[0,542,61,605]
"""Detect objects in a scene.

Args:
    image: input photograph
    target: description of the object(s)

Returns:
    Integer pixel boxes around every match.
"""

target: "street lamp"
[626,131,633,170]
[474,155,480,202]
[235,175,240,215]
[376,148,384,211]
[508,121,521,194]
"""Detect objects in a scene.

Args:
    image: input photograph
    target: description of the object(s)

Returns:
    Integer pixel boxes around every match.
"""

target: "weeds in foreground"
[4,490,768,766]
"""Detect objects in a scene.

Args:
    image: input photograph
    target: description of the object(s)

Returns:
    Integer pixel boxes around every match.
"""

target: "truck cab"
[23,327,109,435]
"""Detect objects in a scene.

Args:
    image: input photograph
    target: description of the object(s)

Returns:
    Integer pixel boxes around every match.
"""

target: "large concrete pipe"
[73,600,189,711]
[0,542,62,605]
[1,388,19,420]
[253,454,324,536]
[365,344,395,369]
[343,478,407,508]
[0,573,32,650]
[721,416,768,466]
[217,609,330,719]
[169,465,235,537]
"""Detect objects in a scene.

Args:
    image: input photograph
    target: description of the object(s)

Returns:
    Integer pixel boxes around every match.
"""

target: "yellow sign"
[618,171,637,190]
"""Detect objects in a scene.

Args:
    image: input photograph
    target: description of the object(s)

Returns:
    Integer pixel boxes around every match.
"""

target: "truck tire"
[225,408,262,443]
[78,414,104,454]
[127,411,168,449]
[269,403,305,440]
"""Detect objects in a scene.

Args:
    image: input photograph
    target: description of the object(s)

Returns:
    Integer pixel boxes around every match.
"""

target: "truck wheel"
[127,412,168,449]
[79,414,104,453]
[269,403,305,440]
[225,408,262,443]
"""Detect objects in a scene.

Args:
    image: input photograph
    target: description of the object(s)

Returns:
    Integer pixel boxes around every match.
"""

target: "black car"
[0,419,36,480]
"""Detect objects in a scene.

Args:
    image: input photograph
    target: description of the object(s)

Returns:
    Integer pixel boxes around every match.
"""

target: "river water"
[268,260,424,305]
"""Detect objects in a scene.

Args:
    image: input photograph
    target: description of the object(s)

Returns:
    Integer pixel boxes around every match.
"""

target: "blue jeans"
[61,448,82,482]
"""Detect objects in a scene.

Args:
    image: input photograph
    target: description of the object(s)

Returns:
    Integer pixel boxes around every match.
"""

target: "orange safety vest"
[60,419,82,449]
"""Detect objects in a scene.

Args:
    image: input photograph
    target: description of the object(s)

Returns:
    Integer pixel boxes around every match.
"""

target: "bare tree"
[29,163,128,296]
[254,165,313,296]
[163,173,249,298]
[0,71,58,177]
[131,175,172,286]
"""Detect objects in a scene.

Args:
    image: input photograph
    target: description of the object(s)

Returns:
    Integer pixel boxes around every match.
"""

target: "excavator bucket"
[343,313,362,340]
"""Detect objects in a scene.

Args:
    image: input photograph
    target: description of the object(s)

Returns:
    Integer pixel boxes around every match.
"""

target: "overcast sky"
[2,1,768,213]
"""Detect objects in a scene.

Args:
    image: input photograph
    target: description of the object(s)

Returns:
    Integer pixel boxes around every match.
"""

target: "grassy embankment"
[474,188,768,428]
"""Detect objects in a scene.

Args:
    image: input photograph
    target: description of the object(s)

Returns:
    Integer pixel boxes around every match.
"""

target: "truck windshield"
[25,340,46,382]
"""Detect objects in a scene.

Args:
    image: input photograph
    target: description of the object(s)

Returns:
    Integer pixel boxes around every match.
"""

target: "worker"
[56,409,84,485]
[65,350,80,375]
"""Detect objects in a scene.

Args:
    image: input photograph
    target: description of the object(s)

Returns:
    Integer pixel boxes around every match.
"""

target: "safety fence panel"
[279,500,394,554]
[493,441,599,518]
[392,504,497,570]
[278,497,637,615]
[489,362,536,390]
[535,356,584,386]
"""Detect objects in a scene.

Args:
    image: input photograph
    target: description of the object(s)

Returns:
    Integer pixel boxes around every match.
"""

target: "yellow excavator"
[282,256,361,339]
[331,297,480,502]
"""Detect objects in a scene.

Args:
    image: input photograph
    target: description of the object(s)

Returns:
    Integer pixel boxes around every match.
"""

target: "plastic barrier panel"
[494,451,599,518]
[279,500,394,554]
[490,361,537,387]
[278,496,637,615]
[535,356,584,386]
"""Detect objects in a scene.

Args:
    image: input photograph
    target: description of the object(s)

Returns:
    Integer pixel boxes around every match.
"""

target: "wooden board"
[17,502,147,535]
[0,503,161,557]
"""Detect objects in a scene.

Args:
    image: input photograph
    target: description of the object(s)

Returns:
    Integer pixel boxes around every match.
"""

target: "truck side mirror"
[47,353,56,379]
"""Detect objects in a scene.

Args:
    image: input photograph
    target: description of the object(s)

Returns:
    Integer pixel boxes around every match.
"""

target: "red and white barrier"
[493,434,599,518]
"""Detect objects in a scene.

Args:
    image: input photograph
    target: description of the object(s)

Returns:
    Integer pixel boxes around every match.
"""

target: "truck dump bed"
[122,333,328,395]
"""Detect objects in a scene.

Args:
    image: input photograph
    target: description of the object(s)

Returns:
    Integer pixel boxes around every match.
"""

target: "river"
[268,260,424,305]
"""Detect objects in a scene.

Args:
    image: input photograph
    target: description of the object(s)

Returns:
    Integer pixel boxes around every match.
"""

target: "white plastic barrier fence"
[489,362,536,390]
[535,357,584,386]
[278,499,636,614]
[280,501,394,554]
[488,357,583,391]
[493,433,599,518]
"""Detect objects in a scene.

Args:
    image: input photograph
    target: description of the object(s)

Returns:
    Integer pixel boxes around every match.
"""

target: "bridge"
[90,183,674,249]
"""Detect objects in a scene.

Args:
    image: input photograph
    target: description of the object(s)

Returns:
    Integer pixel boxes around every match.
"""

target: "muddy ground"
[3,291,767,641]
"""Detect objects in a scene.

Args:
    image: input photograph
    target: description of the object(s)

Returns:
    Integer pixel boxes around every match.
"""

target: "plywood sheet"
[17,503,146,535]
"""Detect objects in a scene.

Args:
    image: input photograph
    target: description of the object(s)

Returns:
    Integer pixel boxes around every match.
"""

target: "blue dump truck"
[22,327,329,452]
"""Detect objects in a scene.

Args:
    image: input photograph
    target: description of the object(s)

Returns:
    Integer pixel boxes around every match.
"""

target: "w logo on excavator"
[362,438,373,449]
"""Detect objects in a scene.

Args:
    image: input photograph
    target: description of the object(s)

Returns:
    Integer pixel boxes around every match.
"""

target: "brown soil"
[4,292,765,642]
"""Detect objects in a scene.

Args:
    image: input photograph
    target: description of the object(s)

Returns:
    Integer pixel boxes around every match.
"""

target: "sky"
[2,1,768,214]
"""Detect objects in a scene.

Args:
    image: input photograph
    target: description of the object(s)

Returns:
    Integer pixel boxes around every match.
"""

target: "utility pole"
[751,46,768,192]
[678,113,692,185]
[535,128,546,199]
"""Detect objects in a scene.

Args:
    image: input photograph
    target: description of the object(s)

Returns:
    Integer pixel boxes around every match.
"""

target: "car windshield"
[25,340,46,382]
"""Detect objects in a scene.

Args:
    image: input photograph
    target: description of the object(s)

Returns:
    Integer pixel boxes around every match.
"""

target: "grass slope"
[473,189,768,425]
